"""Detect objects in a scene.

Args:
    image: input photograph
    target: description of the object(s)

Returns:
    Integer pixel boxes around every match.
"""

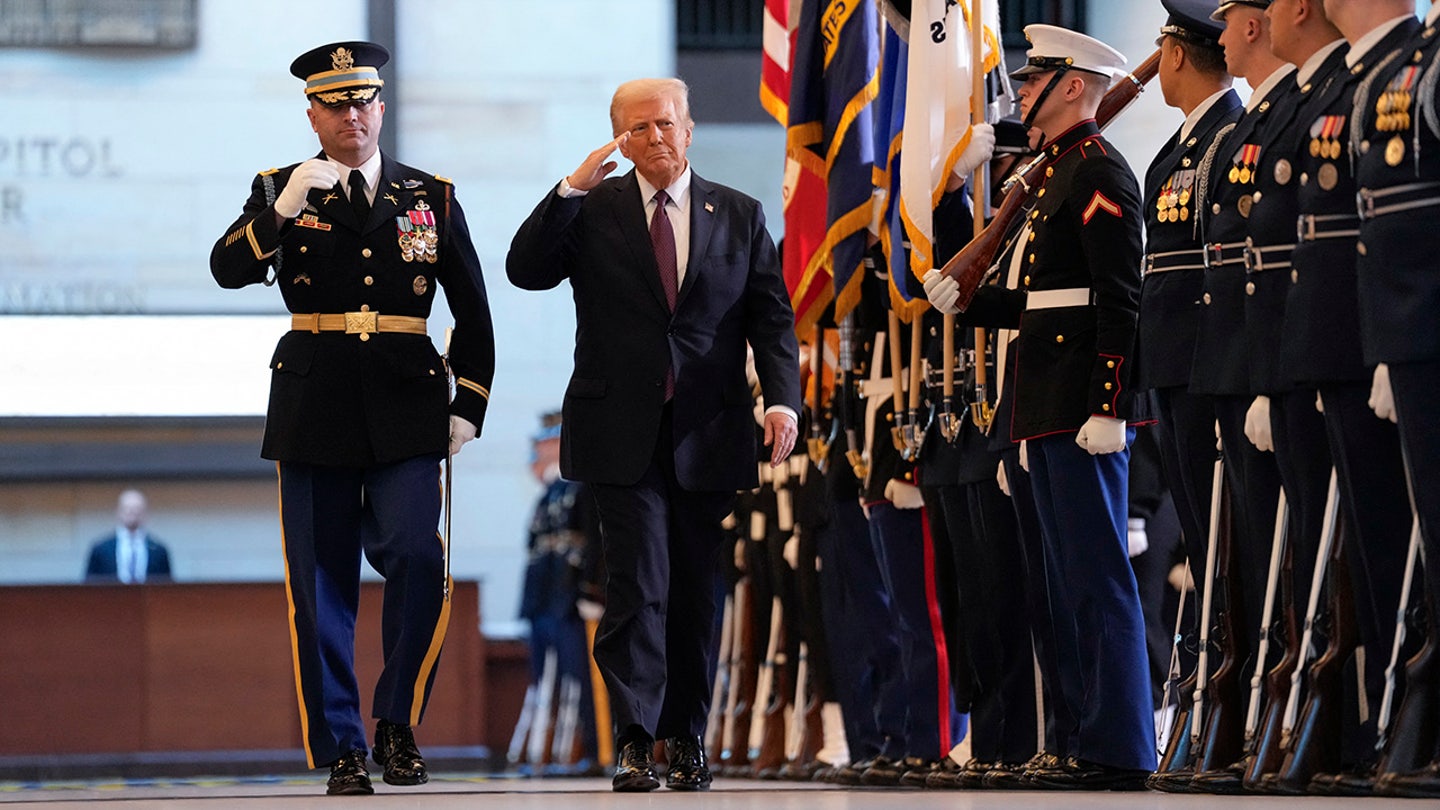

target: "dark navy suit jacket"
[84,534,172,582]
[507,169,801,492]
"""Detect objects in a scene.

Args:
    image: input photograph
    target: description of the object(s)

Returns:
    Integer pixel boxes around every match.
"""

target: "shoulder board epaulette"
[259,167,281,176]
[434,175,453,184]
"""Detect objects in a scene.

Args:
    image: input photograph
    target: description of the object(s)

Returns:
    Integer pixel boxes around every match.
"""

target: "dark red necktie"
[650,190,677,399]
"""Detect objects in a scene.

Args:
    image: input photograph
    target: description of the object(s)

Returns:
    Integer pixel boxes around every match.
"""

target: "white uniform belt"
[1244,242,1295,273]
[1025,288,1093,310]
[1296,212,1360,242]
[1144,248,1207,275]
[1357,181,1440,220]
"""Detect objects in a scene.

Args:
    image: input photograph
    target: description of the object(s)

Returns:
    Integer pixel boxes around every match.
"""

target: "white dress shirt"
[328,149,382,206]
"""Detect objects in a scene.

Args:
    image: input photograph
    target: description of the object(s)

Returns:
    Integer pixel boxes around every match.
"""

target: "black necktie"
[348,169,369,223]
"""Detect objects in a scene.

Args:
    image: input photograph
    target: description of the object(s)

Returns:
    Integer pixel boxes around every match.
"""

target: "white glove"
[952,123,997,182]
[576,598,604,622]
[783,535,800,570]
[1075,416,1127,455]
[922,270,962,315]
[448,415,477,456]
[1316,391,1325,414]
[734,539,747,571]
[883,478,926,510]
[1244,395,1274,452]
[1127,517,1149,558]
[1369,363,1398,423]
[275,158,340,219]
[1167,562,1193,593]
[996,460,1011,496]
[1019,440,1030,472]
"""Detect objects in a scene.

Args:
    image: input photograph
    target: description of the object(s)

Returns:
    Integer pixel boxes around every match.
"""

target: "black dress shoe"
[612,738,661,792]
[372,720,428,786]
[830,757,879,786]
[1028,756,1150,791]
[664,735,713,791]
[860,755,910,786]
[983,752,1055,789]
[327,748,375,796]
[1376,762,1440,798]
[922,757,966,789]
[897,758,946,787]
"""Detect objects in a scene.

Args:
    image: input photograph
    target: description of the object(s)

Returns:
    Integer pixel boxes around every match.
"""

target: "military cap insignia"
[331,47,356,71]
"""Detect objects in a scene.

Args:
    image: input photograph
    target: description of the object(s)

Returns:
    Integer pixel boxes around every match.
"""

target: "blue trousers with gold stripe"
[277,453,449,769]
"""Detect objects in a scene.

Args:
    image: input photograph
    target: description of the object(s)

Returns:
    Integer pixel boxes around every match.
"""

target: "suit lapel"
[369,156,407,236]
[676,173,715,312]
[612,172,671,313]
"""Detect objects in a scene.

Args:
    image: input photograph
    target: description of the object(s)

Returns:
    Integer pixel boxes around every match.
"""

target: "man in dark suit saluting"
[507,77,801,793]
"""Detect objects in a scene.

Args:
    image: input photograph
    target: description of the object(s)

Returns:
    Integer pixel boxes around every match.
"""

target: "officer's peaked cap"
[1010,25,1127,82]
[1162,0,1225,45]
[290,41,388,108]
[1211,0,1271,23]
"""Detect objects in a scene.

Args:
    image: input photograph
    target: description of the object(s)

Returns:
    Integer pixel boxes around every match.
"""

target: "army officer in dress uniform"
[210,41,495,796]
[925,24,1154,790]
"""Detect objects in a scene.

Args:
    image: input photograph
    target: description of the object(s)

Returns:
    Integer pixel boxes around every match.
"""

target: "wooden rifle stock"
[1196,476,1247,771]
[938,49,1162,310]
[1375,519,1439,776]
[1274,511,1358,793]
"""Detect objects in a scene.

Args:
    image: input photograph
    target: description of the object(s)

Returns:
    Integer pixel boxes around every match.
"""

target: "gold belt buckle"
[345,311,378,335]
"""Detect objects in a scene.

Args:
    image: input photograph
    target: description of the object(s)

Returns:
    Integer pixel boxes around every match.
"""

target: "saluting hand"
[275,158,341,219]
[566,133,630,192]
[764,411,798,467]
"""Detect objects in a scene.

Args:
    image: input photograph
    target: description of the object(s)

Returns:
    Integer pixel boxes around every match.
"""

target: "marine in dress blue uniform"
[927,25,1155,788]
[1354,7,1440,797]
[210,41,495,795]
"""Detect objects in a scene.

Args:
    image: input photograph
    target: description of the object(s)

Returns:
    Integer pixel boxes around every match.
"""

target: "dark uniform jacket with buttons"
[1282,18,1422,387]
[1136,89,1243,392]
[211,152,496,467]
[1192,70,1305,397]
[1242,46,1350,396]
[506,170,801,492]
[1354,20,1440,366]
[963,120,1143,441]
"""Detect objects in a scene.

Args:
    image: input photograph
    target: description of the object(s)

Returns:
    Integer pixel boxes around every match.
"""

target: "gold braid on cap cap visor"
[314,86,380,106]
[305,66,384,96]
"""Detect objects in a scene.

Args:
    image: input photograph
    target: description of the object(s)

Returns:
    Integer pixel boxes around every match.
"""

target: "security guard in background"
[927,24,1154,790]
[1355,3,1440,798]
[210,41,495,795]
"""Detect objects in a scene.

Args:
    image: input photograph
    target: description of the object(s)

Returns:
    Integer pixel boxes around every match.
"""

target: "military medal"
[1311,115,1346,161]
[413,275,428,296]
[397,200,439,263]
[1376,67,1419,137]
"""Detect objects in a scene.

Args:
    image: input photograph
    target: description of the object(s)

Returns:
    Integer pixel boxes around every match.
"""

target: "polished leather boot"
[1027,756,1150,791]
[665,735,713,791]
[327,748,374,795]
[373,720,428,786]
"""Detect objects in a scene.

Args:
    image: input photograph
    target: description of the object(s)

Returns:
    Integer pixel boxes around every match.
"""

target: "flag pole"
[968,0,995,431]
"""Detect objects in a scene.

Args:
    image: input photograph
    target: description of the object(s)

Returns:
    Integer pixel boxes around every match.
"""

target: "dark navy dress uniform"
[210,58,494,769]
[1279,19,1420,762]
[1238,44,1349,629]
[1190,67,1296,658]
[1137,86,1242,598]
[1354,18,1440,788]
[967,118,1155,772]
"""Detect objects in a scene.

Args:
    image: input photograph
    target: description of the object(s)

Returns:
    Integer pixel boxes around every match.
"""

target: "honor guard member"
[1270,0,1421,792]
[1137,0,1243,637]
[210,41,495,795]
[925,25,1154,790]
[1186,4,1290,755]
[1355,3,1440,798]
